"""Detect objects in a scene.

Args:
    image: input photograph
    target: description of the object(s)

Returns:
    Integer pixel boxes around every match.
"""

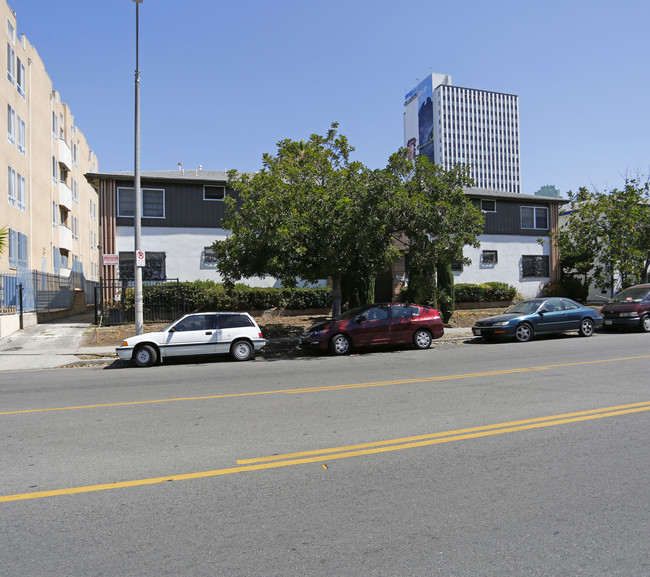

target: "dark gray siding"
[471,198,551,236]
[115,180,237,228]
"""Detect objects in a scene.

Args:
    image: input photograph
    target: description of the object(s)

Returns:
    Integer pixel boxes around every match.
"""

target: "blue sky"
[10,0,650,196]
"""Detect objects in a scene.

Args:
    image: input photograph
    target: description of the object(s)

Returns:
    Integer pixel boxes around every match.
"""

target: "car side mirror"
[356,315,366,323]
[168,327,176,333]
[538,309,547,315]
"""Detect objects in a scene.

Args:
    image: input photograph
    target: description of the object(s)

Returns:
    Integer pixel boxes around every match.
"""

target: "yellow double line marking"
[2,401,648,503]
[3,355,650,416]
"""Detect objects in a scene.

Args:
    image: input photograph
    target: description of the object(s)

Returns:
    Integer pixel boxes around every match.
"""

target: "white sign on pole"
[136,250,146,268]
[103,254,119,266]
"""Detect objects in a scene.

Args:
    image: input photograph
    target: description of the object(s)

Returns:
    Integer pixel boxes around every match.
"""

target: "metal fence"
[95,278,190,326]
[0,270,98,314]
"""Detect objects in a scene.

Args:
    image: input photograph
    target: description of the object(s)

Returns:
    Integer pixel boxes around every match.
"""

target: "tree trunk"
[332,274,342,317]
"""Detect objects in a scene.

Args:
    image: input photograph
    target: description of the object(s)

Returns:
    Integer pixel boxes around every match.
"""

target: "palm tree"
[0,227,7,255]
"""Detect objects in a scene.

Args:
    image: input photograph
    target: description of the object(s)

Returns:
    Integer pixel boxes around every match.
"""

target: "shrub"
[455,282,517,303]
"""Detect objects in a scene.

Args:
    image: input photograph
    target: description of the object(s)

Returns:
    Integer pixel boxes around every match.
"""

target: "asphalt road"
[1,332,649,576]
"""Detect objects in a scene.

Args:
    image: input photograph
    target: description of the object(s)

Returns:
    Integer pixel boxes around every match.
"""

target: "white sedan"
[116,312,266,367]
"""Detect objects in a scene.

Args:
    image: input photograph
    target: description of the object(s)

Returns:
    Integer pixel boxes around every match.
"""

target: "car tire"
[230,340,254,361]
[515,323,534,343]
[413,329,432,350]
[640,315,650,333]
[329,334,352,355]
[134,344,157,367]
[578,318,595,337]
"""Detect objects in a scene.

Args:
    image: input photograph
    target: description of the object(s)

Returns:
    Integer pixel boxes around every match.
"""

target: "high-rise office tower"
[404,73,521,193]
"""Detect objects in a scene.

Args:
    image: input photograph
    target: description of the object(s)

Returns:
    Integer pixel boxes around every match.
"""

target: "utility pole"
[133,0,144,334]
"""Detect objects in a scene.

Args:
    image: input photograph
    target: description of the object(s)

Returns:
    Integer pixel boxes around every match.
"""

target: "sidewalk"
[0,315,474,372]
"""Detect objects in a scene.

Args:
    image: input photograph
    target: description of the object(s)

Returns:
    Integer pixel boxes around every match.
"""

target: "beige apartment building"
[2,1,99,282]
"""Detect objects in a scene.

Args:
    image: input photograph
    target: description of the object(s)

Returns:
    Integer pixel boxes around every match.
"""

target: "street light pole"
[133,0,143,335]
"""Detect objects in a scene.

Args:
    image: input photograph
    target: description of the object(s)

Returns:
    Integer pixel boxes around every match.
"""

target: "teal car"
[472,298,603,342]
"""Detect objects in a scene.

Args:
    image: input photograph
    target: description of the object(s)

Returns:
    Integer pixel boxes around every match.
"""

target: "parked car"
[116,312,266,367]
[299,303,444,355]
[472,297,603,342]
[600,284,650,332]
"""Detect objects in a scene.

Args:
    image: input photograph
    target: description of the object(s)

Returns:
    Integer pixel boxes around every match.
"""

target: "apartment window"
[16,57,24,96]
[52,156,57,181]
[522,255,550,278]
[17,173,25,211]
[117,187,165,218]
[8,229,27,269]
[202,246,219,266]
[521,206,549,229]
[52,111,57,138]
[203,185,226,201]
[72,142,78,166]
[480,199,496,212]
[71,178,78,203]
[482,250,498,264]
[7,166,15,206]
[7,20,15,43]
[6,42,15,84]
[17,115,24,153]
[7,103,14,143]
[119,251,166,280]
[52,201,58,227]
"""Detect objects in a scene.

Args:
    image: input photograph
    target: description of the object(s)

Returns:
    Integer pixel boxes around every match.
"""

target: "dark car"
[600,284,650,332]
[299,303,444,355]
[472,297,603,342]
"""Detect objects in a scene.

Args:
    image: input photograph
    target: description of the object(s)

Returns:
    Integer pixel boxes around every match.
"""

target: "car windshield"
[506,300,543,315]
[609,287,650,303]
[333,305,377,321]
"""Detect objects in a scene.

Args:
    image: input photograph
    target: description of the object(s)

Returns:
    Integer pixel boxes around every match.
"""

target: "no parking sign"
[136,250,146,267]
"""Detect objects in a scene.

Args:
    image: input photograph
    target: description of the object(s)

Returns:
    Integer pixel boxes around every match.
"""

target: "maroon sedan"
[299,303,444,355]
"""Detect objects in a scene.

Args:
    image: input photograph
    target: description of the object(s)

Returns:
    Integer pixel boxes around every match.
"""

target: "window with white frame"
[52,201,58,227]
[7,42,15,84]
[17,173,25,211]
[481,199,496,212]
[521,206,548,230]
[72,142,78,166]
[7,103,14,143]
[117,187,165,218]
[203,185,226,201]
[16,57,24,96]
[17,115,24,153]
[52,111,57,139]
[52,156,57,181]
[7,20,15,44]
[8,166,15,206]
[71,178,78,203]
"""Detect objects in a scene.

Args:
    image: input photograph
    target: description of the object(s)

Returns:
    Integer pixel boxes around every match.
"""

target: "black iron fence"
[95,278,191,326]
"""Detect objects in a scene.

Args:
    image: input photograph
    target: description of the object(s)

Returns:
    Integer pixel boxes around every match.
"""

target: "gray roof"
[85,169,232,182]
[463,187,568,205]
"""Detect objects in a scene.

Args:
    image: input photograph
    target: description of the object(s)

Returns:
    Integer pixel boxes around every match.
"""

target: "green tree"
[556,178,650,293]
[0,227,7,255]
[387,152,484,308]
[214,124,401,316]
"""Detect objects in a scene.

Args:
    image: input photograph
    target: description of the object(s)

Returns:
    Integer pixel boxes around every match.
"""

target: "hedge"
[119,281,332,312]
[454,282,517,303]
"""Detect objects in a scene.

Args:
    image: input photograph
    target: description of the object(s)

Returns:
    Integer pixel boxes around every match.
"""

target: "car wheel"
[515,323,533,343]
[413,329,432,350]
[134,344,157,367]
[579,318,595,337]
[640,315,650,333]
[230,340,254,361]
[329,334,352,355]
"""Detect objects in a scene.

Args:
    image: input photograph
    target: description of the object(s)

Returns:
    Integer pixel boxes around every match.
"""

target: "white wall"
[115,227,279,286]
[455,235,551,299]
